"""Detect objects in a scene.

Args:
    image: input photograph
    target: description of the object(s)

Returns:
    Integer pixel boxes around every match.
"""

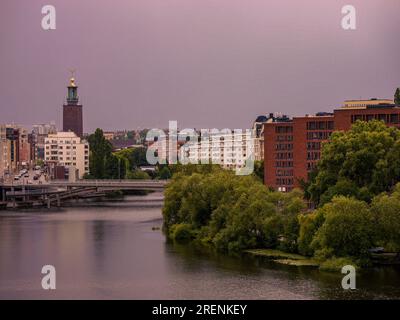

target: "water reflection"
[0,193,399,300]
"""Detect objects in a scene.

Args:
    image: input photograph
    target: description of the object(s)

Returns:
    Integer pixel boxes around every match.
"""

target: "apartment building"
[180,129,253,171]
[264,99,398,191]
[0,125,33,176]
[44,132,89,179]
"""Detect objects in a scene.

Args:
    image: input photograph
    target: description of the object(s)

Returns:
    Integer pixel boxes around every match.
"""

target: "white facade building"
[44,132,89,179]
[32,122,57,135]
[180,129,254,172]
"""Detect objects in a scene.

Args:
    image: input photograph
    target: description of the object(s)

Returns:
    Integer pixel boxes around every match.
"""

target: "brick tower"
[63,75,83,137]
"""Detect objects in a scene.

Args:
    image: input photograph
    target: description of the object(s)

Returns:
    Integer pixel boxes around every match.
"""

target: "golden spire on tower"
[68,68,76,87]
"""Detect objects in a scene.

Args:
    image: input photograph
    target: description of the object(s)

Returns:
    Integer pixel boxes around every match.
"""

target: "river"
[0,192,399,300]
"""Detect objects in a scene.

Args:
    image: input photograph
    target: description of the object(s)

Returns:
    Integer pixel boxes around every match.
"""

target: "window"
[390,114,399,124]
[351,115,363,123]
[307,122,316,130]
[275,126,293,134]
[378,114,387,122]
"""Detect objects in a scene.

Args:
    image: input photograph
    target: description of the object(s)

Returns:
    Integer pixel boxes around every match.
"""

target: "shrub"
[319,257,359,272]
[371,187,400,252]
[297,209,325,256]
[311,196,375,258]
[170,224,194,242]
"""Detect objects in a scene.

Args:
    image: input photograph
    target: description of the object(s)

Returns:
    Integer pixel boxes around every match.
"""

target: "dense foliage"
[307,120,400,206]
[87,129,127,179]
[253,160,264,182]
[87,129,161,179]
[163,165,400,265]
[163,167,306,252]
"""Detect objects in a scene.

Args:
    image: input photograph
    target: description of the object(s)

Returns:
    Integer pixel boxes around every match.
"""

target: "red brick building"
[264,99,399,191]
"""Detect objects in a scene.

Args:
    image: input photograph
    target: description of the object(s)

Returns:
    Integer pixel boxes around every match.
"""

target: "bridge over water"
[0,179,168,209]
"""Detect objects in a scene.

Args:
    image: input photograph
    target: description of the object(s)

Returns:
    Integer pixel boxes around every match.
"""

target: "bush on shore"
[163,164,400,268]
[170,223,195,242]
[319,257,359,272]
[163,167,305,252]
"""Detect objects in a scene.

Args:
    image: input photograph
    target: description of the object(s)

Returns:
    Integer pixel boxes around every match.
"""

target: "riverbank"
[245,249,320,267]
[245,248,400,272]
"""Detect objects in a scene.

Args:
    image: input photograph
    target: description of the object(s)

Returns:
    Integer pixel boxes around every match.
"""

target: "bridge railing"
[49,179,169,186]
[1,179,169,188]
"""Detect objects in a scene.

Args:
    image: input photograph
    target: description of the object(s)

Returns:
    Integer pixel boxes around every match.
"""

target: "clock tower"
[63,74,83,137]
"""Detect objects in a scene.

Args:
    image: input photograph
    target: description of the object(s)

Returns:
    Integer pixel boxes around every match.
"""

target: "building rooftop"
[341,98,394,109]
[47,131,79,138]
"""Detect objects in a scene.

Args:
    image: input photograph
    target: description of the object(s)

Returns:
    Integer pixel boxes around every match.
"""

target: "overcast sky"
[1,0,399,133]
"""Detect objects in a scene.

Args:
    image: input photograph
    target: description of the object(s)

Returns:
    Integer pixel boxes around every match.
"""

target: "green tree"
[158,166,172,180]
[395,88,400,105]
[110,154,128,179]
[163,168,306,252]
[126,170,151,180]
[129,147,148,169]
[139,129,149,142]
[253,160,264,182]
[311,196,375,258]
[371,183,400,252]
[308,120,400,206]
[297,209,325,256]
[88,129,115,179]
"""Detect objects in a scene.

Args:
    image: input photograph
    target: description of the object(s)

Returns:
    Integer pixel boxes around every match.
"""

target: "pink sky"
[1,0,399,132]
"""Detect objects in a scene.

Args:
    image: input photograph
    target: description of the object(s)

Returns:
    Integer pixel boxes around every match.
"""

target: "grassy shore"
[245,249,320,267]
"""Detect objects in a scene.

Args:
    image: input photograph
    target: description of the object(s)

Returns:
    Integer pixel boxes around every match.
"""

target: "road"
[2,169,47,186]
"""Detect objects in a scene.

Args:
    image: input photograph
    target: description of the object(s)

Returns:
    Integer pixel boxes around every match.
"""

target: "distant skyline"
[1,0,399,132]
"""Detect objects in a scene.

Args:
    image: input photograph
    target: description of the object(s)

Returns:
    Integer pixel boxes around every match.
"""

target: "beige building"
[342,98,394,109]
[45,132,89,179]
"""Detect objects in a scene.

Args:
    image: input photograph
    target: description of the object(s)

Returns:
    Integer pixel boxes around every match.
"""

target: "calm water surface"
[0,192,399,300]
